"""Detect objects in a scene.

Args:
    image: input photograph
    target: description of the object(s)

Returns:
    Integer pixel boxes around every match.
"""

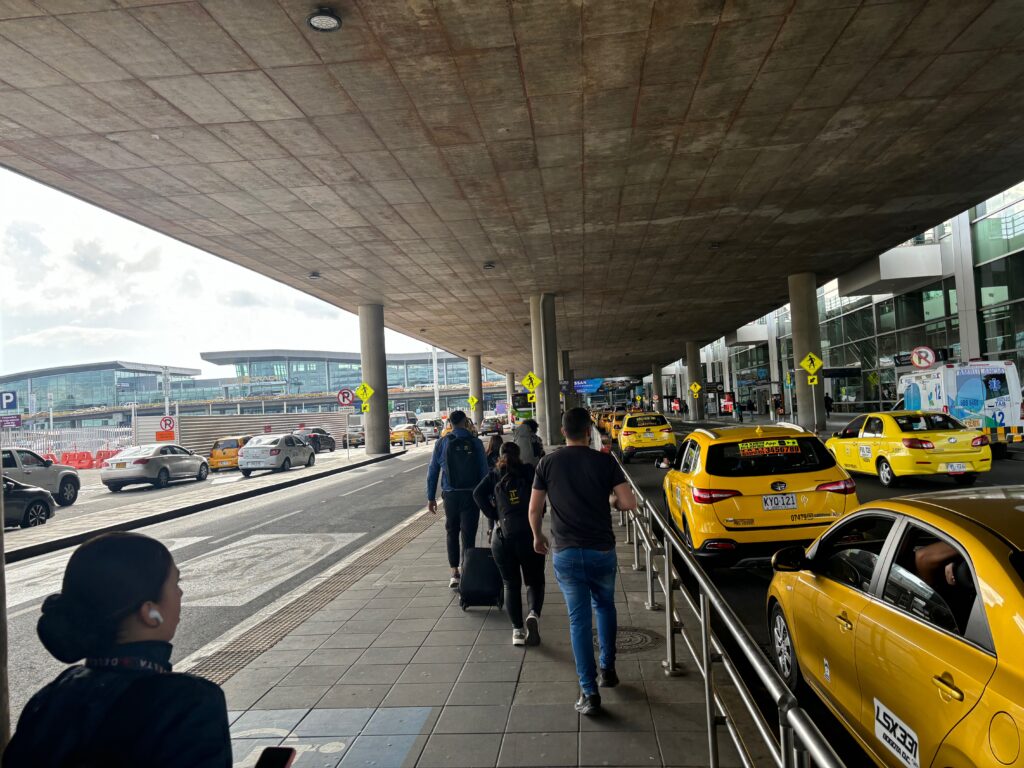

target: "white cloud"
[6,325,149,348]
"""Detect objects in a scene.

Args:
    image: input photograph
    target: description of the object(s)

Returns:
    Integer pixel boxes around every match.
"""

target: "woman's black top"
[4,641,231,768]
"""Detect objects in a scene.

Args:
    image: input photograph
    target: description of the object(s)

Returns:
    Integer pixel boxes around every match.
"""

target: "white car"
[417,419,443,440]
[1,448,80,506]
[238,434,315,476]
[99,444,209,492]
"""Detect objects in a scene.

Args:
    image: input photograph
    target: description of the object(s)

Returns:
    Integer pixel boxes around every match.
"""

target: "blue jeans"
[552,547,617,695]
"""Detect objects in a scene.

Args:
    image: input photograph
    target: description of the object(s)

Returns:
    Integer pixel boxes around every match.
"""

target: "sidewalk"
[204,510,741,768]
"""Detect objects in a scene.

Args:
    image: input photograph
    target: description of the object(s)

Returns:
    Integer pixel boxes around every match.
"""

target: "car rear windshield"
[213,439,239,450]
[706,437,836,477]
[248,435,279,446]
[894,414,965,432]
[113,446,153,458]
[627,415,667,428]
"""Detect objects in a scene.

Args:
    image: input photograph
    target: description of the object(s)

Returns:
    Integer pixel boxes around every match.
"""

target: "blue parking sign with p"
[0,391,16,412]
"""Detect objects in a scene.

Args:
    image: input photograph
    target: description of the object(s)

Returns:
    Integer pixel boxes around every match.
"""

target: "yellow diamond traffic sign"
[689,382,702,396]
[467,396,478,409]
[360,401,370,413]
[799,353,823,375]
[527,393,537,403]
[355,382,374,400]
[522,371,541,392]
[807,374,819,386]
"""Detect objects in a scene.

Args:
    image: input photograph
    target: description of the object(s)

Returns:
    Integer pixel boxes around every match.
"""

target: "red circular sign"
[911,346,936,369]
[160,416,175,431]
[337,388,355,406]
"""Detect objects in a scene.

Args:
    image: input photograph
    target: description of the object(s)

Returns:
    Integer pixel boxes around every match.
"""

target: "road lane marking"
[205,508,307,548]
[340,479,383,496]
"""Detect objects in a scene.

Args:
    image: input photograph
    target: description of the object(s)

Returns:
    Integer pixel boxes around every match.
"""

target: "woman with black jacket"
[473,442,545,647]
[4,532,232,768]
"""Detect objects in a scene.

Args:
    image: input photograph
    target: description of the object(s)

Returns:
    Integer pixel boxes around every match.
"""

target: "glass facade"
[974,182,1024,368]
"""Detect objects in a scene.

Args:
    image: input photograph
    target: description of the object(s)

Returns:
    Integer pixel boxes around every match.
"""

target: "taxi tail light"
[132,458,150,465]
[269,448,281,456]
[902,438,935,450]
[692,488,741,504]
[815,478,856,495]
[702,540,737,551]
[621,430,636,436]
[972,435,990,447]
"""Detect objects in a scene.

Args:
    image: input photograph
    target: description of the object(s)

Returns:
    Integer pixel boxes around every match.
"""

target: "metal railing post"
[661,524,681,676]
[780,714,797,768]
[701,590,720,767]
[644,526,661,610]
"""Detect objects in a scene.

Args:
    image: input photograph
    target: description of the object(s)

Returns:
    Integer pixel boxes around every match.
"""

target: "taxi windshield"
[706,437,836,477]
[894,414,965,432]
[627,415,667,428]
[213,439,239,450]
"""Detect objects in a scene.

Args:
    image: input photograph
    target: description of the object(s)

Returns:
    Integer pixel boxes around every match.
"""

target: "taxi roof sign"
[799,353,823,375]
[355,382,375,400]
[522,371,541,391]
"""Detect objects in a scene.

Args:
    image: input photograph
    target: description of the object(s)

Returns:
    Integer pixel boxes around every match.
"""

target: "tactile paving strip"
[187,514,439,685]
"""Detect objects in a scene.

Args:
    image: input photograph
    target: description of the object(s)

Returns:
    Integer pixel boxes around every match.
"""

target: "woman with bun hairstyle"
[4,532,231,767]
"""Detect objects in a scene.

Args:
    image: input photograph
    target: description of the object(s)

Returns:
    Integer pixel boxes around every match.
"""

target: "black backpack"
[445,436,480,490]
[494,469,533,537]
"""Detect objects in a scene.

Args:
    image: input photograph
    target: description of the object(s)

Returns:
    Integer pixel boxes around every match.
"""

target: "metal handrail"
[614,455,845,768]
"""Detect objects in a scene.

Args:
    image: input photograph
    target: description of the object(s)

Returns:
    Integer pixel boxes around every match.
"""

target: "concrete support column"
[686,342,703,419]
[468,355,483,426]
[788,273,825,432]
[359,304,390,455]
[505,372,515,420]
[560,350,574,410]
[529,295,547,433]
[952,211,982,360]
[651,363,664,412]
[540,293,564,446]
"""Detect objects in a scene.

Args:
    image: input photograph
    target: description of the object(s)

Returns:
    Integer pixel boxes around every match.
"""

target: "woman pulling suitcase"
[473,441,546,646]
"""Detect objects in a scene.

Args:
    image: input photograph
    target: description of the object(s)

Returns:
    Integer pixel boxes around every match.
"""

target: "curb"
[6,450,406,564]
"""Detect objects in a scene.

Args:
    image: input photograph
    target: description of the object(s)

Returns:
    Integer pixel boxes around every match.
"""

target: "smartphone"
[255,747,297,768]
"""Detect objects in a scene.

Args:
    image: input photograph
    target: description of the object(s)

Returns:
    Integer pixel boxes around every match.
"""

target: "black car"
[479,418,503,436]
[293,427,336,453]
[3,477,55,528]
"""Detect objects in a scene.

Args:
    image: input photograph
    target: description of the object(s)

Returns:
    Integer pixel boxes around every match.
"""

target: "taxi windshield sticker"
[738,439,800,457]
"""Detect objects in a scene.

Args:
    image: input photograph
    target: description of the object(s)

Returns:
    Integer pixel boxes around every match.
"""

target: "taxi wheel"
[622,450,632,464]
[952,473,977,486]
[241,469,252,478]
[196,463,209,481]
[769,603,801,690]
[877,458,898,488]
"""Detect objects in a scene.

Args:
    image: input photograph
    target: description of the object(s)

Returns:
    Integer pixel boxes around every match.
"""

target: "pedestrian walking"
[5,533,232,768]
[512,418,543,466]
[427,410,489,589]
[473,442,545,646]
[824,393,834,418]
[529,408,637,715]
[485,434,503,468]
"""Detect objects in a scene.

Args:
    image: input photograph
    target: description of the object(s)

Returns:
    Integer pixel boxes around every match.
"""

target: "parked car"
[1,448,80,506]
[617,412,675,463]
[2,477,55,528]
[391,424,426,446]
[238,434,315,476]
[342,424,365,448]
[293,427,336,453]
[100,444,209,492]
[479,417,503,436]
[209,435,252,471]
[417,419,443,440]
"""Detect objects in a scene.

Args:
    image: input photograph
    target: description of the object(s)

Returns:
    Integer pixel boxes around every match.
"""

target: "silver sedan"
[238,434,315,476]
[100,444,209,492]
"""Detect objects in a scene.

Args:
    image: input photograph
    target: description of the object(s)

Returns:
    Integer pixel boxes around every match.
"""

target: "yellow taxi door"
[854,524,996,768]
[665,440,698,535]
[834,416,867,471]
[788,513,896,726]
[856,416,885,474]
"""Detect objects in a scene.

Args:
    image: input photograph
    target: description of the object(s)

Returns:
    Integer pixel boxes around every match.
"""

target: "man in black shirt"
[529,408,637,715]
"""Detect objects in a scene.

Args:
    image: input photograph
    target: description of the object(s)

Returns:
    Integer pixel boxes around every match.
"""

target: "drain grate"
[187,514,439,685]
[594,626,661,654]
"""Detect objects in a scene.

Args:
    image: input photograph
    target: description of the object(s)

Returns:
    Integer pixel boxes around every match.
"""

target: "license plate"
[115,463,125,469]
[762,493,797,511]
[946,463,967,473]
[644,431,654,439]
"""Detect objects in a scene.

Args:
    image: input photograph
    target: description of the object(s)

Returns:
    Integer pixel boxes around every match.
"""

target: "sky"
[0,168,431,379]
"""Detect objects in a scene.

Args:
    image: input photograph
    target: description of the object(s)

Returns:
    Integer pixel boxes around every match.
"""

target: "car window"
[882,524,991,649]
[839,416,867,438]
[249,436,276,445]
[314,428,326,435]
[284,436,295,447]
[813,514,896,594]
[678,441,700,473]
[894,414,966,432]
[174,446,190,455]
[628,415,668,428]
[1,450,15,469]
[17,450,46,468]
[213,439,239,451]
[862,418,884,438]
[705,437,836,477]
[159,446,172,455]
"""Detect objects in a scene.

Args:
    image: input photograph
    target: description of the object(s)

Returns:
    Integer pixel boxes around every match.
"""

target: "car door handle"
[932,675,965,702]
[834,613,853,631]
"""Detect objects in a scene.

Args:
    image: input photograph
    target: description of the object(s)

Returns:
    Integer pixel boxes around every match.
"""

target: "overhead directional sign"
[799,353,823,375]
[807,375,819,386]
[355,382,374,401]
[689,382,702,396]
[522,371,541,392]
[467,396,479,410]
[337,388,355,406]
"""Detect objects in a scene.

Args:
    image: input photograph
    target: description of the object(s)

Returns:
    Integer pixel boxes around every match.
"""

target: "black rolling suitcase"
[459,546,503,611]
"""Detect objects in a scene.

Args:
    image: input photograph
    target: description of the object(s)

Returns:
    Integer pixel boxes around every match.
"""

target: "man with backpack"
[473,442,544,646]
[427,410,489,589]
[529,407,636,716]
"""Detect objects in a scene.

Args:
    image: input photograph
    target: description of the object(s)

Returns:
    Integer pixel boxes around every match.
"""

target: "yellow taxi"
[662,425,857,565]
[767,488,1024,768]
[391,424,425,445]
[594,409,609,431]
[825,411,992,489]
[440,418,476,438]
[208,435,252,471]
[609,412,628,441]
[617,412,675,463]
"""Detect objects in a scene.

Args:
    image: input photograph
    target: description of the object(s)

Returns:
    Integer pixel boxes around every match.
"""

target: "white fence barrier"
[0,427,133,457]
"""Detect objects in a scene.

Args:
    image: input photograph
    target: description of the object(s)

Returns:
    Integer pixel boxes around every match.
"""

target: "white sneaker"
[525,612,541,646]
[512,628,527,646]
[449,576,460,590]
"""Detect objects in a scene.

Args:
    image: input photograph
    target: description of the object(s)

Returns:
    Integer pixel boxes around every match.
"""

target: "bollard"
[661,526,681,676]
[701,591,719,767]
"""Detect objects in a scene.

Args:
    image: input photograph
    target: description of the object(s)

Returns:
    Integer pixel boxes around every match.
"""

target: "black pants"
[442,490,480,569]
[491,527,545,628]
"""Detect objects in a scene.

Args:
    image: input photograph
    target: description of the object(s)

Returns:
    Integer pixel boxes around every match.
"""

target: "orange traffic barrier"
[94,449,118,465]
[74,452,95,470]
[43,453,58,464]
[60,452,75,466]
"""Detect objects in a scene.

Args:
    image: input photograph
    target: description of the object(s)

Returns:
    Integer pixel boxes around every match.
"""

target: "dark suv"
[293,427,336,453]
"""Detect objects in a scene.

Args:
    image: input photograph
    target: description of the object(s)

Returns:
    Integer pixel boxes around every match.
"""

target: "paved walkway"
[217,510,741,768]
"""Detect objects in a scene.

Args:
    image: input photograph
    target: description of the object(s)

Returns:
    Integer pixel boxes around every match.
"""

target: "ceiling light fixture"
[482,261,496,271]
[307,7,342,32]
[308,271,322,280]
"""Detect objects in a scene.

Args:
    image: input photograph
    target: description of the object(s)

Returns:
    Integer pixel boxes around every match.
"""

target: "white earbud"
[148,607,164,626]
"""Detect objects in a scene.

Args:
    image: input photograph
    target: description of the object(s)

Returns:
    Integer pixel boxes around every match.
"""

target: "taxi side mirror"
[44,459,53,467]
[772,546,809,573]
[831,432,840,438]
